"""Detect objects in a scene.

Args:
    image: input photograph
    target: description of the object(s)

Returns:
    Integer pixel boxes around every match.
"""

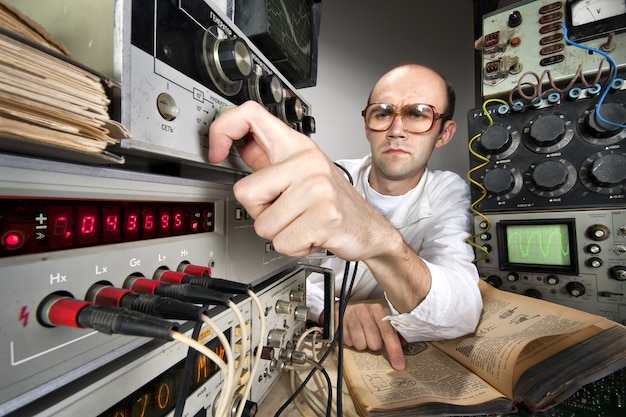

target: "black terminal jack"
[37,294,178,340]
[86,284,202,321]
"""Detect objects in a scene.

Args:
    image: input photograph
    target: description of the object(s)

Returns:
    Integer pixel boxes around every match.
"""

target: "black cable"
[273,260,358,417]
[275,162,357,416]
[319,364,334,417]
[334,162,354,185]
[336,260,358,417]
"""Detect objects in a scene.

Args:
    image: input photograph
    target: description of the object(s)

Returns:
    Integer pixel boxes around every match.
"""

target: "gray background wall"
[300,0,478,179]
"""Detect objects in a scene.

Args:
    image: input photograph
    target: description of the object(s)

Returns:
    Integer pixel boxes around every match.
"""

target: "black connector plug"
[125,277,233,306]
[183,275,252,294]
[156,269,251,294]
[38,295,178,340]
[87,284,202,321]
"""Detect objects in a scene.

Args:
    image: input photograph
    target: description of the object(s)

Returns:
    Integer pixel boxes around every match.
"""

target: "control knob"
[200,29,253,96]
[589,154,626,186]
[257,74,284,106]
[586,243,601,254]
[530,160,569,190]
[485,275,503,288]
[300,115,316,135]
[587,257,603,268]
[156,93,180,121]
[529,114,565,147]
[215,38,252,82]
[586,224,610,241]
[585,103,626,138]
[483,167,515,195]
[566,282,586,297]
[508,10,523,27]
[546,275,559,285]
[479,125,512,155]
[506,272,519,282]
[610,266,626,281]
[283,97,304,124]
[523,288,542,299]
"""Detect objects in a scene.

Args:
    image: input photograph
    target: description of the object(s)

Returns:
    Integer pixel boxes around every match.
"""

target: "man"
[208,64,482,371]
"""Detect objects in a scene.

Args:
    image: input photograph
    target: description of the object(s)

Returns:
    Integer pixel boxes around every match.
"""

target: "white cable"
[228,300,248,414]
[170,330,231,408]
[201,314,236,417]
[170,330,229,371]
[291,327,328,416]
[235,290,266,417]
[291,328,359,417]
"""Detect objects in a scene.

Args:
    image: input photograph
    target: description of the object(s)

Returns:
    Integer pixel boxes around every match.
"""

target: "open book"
[342,280,626,416]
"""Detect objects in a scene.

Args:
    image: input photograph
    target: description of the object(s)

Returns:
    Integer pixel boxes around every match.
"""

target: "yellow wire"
[465,98,509,263]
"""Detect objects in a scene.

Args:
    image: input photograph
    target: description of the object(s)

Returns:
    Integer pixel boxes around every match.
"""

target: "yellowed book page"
[0,95,112,139]
[432,280,607,398]
[0,116,110,152]
[343,342,507,413]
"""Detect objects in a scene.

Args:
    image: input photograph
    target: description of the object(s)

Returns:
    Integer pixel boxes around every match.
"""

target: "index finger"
[207,101,317,170]
[378,320,406,370]
[207,102,257,164]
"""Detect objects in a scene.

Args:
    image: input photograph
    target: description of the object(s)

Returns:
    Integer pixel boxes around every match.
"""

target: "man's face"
[365,67,454,194]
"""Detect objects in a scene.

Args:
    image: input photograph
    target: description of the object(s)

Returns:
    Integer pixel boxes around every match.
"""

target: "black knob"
[546,275,559,285]
[258,74,283,106]
[586,243,601,254]
[508,10,523,27]
[566,282,586,297]
[300,115,316,135]
[590,154,626,186]
[480,125,512,154]
[241,400,258,417]
[506,272,519,282]
[587,224,610,241]
[585,103,626,138]
[587,257,603,268]
[284,97,303,123]
[523,288,542,299]
[610,266,626,281]
[530,160,569,190]
[529,115,565,147]
[484,168,515,194]
[217,38,252,82]
[485,275,503,288]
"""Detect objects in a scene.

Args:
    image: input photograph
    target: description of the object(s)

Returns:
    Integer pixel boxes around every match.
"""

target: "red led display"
[0,200,215,257]
[48,205,74,249]
[77,205,99,246]
[102,205,121,243]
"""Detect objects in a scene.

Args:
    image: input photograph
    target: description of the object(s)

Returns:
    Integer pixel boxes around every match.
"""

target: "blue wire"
[560,23,626,129]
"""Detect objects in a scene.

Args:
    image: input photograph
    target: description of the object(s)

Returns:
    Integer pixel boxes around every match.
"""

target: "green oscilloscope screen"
[506,224,570,266]
[498,220,578,274]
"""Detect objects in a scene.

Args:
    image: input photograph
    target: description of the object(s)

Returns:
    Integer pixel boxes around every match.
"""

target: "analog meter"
[566,0,626,41]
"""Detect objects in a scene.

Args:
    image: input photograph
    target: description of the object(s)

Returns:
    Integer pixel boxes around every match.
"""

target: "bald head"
[367,64,455,120]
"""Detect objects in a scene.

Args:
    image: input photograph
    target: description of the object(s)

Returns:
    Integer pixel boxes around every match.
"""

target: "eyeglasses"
[361,103,448,134]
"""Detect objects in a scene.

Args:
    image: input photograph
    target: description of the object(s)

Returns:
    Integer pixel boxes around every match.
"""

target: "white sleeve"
[384,259,482,341]
[383,174,483,341]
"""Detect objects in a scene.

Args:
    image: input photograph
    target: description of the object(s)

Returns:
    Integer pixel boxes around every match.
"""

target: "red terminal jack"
[177,263,212,276]
[37,293,178,340]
